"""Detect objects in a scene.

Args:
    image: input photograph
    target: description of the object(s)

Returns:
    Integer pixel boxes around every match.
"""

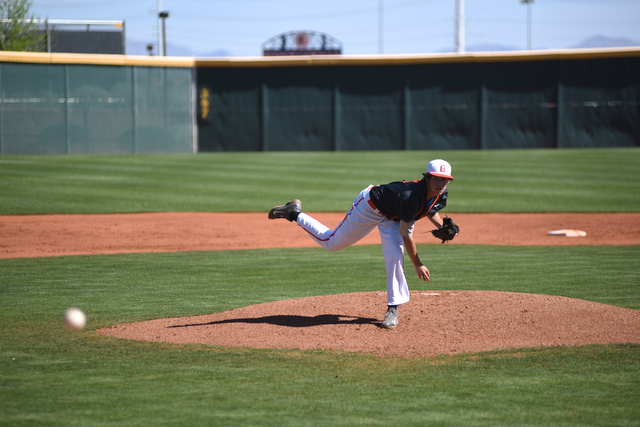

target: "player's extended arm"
[428,211,443,228]
[402,235,430,282]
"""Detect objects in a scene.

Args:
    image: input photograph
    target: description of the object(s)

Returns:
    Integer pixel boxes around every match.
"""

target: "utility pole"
[521,0,533,50]
[455,0,465,53]
[157,0,164,56]
[159,11,169,56]
[378,0,383,54]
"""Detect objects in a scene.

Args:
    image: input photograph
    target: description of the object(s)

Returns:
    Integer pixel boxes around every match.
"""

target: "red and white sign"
[295,32,309,49]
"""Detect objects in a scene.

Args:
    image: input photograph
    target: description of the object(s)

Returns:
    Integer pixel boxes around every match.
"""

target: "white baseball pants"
[296,186,411,306]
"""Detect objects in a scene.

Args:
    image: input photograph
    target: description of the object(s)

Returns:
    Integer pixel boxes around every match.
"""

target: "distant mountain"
[569,35,639,49]
[439,42,520,53]
[438,35,639,54]
[166,44,196,57]
[196,49,233,58]
[126,40,232,57]
[467,43,520,52]
[125,34,638,58]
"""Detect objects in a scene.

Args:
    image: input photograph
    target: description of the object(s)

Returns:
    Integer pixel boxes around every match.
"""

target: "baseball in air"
[64,307,87,330]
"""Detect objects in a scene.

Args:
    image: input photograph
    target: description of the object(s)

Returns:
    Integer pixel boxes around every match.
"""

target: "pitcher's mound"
[97,291,640,358]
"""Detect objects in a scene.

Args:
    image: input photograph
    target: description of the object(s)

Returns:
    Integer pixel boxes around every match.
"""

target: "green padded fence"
[197,56,640,152]
[2,52,638,154]
[0,62,193,154]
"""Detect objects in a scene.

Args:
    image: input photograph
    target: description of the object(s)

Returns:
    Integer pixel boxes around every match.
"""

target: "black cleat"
[268,199,301,222]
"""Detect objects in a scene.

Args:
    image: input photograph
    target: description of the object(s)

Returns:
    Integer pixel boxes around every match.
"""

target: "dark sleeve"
[428,191,448,216]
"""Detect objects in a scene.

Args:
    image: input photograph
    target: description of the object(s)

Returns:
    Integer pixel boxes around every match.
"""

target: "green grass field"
[1,148,639,426]
[1,148,639,214]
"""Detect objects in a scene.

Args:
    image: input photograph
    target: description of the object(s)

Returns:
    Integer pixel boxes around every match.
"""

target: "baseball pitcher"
[268,159,458,329]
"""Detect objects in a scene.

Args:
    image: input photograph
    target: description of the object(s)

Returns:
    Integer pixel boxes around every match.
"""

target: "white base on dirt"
[547,229,587,237]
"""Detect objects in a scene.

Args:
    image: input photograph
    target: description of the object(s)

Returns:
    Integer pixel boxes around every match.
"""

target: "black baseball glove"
[430,216,459,244]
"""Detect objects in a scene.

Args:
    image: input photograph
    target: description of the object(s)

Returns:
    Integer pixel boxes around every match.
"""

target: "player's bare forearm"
[428,212,443,228]
[402,236,430,281]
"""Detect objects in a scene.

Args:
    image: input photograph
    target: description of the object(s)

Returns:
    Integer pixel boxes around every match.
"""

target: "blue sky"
[29,0,640,57]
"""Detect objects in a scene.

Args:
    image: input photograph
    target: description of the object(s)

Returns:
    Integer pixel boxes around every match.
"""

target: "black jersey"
[369,178,447,223]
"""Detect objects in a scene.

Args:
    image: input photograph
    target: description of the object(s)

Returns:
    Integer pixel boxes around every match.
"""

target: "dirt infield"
[3,212,640,357]
[2,212,640,258]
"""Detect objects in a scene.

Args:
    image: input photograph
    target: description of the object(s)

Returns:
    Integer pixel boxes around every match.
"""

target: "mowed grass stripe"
[1,148,639,214]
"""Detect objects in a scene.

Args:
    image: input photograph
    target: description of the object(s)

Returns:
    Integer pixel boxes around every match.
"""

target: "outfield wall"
[196,49,640,151]
[0,53,194,154]
[1,48,638,154]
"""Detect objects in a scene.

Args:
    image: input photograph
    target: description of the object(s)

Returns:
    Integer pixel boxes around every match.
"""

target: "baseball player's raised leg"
[296,187,382,252]
[378,219,410,307]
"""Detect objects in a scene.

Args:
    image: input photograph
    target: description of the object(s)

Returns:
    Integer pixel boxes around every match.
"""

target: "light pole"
[157,0,163,56]
[378,0,383,54]
[455,0,465,53]
[159,11,169,56]
[521,0,533,50]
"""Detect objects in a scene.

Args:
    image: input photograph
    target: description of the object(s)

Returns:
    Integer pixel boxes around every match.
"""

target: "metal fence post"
[333,82,340,151]
[478,64,487,150]
[261,81,268,151]
[64,64,70,154]
[131,66,137,153]
[403,70,411,151]
[190,67,198,153]
[556,62,563,149]
[479,87,487,150]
